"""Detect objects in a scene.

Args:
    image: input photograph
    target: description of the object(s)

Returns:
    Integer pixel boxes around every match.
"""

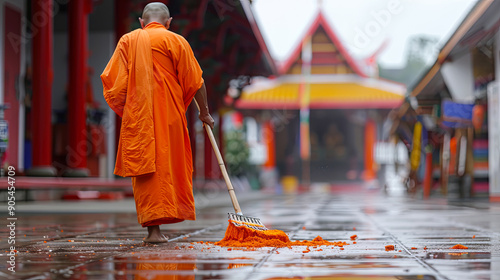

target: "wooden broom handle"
[194,100,243,215]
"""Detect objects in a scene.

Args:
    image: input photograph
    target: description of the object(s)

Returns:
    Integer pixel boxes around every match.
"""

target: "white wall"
[89,32,114,109]
[441,52,475,103]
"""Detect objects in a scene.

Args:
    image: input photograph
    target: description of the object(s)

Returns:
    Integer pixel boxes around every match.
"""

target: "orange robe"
[101,22,204,226]
[135,261,196,280]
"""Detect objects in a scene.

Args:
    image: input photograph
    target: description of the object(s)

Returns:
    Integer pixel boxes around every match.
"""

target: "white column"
[497,29,500,82]
[489,30,500,201]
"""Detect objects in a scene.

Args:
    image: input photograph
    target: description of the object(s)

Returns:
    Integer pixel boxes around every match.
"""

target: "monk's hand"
[199,112,214,129]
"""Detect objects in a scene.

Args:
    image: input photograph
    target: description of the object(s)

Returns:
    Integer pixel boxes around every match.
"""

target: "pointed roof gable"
[279,11,366,77]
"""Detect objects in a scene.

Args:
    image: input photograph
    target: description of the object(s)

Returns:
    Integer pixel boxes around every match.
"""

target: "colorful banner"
[442,100,474,128]
[300,108,310,160]
[410,121,422,172]
[299,35,312,161]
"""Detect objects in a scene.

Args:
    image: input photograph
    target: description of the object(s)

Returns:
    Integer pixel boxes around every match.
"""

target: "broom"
[194,100,267,231]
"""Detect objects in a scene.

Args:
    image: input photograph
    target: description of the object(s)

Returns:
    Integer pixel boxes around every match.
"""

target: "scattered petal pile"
[385,245,395,251]
[450,244,468,249]
[215,222,348,248]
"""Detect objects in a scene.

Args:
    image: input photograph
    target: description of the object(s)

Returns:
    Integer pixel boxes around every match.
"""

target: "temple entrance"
[309,110,364,182]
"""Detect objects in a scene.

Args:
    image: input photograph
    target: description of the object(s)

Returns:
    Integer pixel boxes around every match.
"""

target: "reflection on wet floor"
[265,276,437,280]
[134,263,197,280]
[1,188,500,279]
[425,252,491,260]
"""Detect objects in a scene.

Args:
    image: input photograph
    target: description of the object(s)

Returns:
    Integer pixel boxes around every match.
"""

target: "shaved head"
[141,2,171,25]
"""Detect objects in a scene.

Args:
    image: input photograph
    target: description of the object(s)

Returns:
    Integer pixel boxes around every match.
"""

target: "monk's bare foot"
[143,225,169,244]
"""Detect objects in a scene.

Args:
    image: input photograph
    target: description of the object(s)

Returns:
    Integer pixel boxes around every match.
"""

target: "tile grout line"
[166,223,225,242]
[244,196,330,280]
[363,212,451,280]
[243,217,308,280]
[447,220,500,238]
[10,223,148,280]
[22,223,225,279]
[0,220,147,251]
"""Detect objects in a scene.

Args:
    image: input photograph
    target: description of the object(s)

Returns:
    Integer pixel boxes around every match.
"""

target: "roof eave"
[240,0,278,76]
[410,0,494,98]
[279,11,367,77]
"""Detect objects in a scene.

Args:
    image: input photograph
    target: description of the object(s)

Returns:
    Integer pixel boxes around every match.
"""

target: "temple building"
[230,11,406,184]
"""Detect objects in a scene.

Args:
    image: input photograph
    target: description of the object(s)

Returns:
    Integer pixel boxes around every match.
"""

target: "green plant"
[224,130,250,177]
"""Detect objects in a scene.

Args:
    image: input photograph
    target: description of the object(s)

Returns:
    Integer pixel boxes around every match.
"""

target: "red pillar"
[66,0,90,176]
[263,121,276,169]
[29,0,56,176]
[363,119,376,181]
[423,150,433,199]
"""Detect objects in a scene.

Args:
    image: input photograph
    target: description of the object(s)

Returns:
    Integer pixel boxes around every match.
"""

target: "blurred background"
[1,0,499,202]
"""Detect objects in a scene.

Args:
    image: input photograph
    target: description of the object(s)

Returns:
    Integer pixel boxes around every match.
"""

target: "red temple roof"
[279,11,366,77]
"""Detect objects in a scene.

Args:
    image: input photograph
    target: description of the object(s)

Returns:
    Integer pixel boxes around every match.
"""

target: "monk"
[101,2,214,243]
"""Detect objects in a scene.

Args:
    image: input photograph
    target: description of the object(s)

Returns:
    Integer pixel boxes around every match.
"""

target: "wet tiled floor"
[1,185,500,279]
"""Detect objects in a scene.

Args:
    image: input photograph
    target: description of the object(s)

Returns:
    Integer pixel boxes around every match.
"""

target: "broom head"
[228,213,268,231]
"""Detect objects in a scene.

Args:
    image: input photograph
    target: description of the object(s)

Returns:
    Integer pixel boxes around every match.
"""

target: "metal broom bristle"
[228,213,268,231]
